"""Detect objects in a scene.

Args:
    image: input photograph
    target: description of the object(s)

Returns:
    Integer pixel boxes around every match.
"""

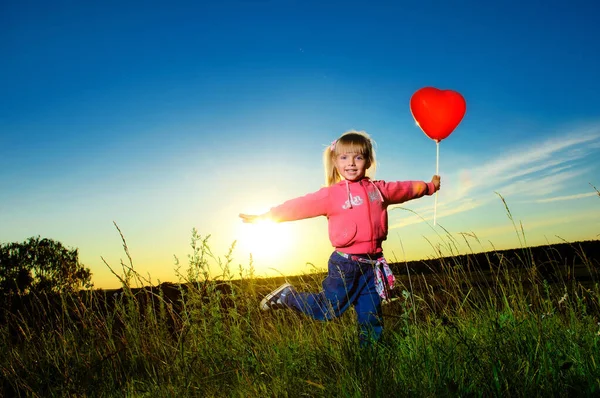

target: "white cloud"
[495,168,589,197]
[461,129,599,197]
[450,124,598,195]
[534,192,598,203]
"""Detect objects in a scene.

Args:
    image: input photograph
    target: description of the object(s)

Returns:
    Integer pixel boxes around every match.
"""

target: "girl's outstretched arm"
[240,187,329,224]
[377,175,441,205]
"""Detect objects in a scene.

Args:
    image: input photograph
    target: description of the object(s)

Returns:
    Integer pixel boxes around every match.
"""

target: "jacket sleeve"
[376,180,435,205]
[267,187,330,222]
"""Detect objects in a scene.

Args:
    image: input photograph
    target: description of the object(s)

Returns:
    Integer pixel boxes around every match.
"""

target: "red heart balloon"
[410,87,466,142]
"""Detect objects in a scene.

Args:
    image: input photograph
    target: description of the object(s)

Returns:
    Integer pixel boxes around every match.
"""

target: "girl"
[239,130,440,345]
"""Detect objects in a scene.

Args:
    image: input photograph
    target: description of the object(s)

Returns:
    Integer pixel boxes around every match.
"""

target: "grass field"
[2,216,600,396]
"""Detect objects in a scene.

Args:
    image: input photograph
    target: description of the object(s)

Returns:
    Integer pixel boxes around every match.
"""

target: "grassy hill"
[2,239,600,396]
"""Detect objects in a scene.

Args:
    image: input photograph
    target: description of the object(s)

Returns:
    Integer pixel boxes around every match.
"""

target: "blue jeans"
[283,251,383,345]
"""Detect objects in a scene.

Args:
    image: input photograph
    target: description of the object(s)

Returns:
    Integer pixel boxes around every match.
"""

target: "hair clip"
[330,139,337,151]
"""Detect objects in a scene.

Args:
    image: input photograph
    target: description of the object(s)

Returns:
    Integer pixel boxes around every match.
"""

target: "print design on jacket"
[368,190,381,203]
[342,195,364,210]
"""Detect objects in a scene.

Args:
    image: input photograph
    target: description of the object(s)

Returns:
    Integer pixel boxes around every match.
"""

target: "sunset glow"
[237,219,295,267]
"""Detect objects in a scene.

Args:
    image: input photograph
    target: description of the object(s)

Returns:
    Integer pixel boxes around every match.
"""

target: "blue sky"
[2,1,599,288]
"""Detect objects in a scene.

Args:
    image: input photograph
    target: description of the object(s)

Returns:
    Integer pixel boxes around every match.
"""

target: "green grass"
[2,215,600,396]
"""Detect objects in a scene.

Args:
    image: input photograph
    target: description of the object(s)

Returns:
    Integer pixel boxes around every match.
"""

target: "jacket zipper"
[361,181,375,253]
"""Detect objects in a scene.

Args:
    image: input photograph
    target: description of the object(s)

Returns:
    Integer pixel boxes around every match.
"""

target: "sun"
[237,219,294,264]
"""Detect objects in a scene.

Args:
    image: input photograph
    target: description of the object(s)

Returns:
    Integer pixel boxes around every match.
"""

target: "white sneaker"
[260,283,292,311]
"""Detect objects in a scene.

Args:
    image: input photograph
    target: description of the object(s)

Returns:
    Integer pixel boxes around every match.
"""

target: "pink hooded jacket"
[268,177,436,255]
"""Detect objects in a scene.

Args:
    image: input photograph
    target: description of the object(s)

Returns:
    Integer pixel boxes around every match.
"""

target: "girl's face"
[335,152,369,181]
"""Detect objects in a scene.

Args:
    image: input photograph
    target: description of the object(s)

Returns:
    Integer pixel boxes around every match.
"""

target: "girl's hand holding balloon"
[431,175,441,192]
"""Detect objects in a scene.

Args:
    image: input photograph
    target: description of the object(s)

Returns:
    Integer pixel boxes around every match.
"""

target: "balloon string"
[434,141,439,226]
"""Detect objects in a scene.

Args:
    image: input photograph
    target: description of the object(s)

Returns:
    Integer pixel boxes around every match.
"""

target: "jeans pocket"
[327,254,355,281]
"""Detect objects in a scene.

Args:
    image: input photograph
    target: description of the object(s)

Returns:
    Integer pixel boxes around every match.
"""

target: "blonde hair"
[323,130,377,186]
